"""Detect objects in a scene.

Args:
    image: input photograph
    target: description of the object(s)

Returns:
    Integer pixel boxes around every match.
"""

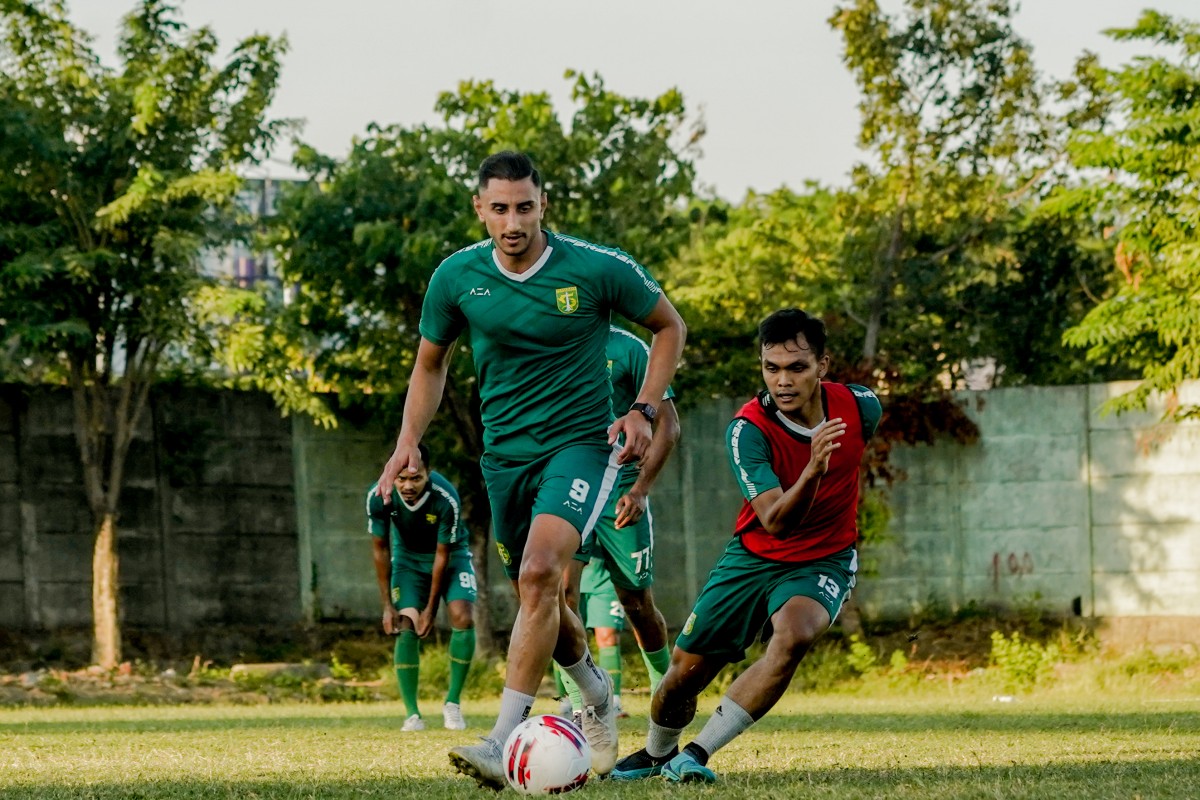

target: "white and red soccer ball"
[503,714,592,795]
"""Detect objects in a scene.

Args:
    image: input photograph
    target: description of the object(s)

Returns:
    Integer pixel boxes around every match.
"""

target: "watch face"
[633,403,656,421]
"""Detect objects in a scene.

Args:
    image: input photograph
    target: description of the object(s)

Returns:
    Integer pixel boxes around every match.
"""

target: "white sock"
[561,652,608,707]
[646,720,685,758]
[488,687,536,746]
[691,696,754,758]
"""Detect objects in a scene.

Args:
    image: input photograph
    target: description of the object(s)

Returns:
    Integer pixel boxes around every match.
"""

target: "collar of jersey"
[773,409,826,438]
[491,236,554,283]
[398,492,431,512]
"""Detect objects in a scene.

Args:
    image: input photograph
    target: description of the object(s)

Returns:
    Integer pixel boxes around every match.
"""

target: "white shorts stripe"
[580,445,624,546]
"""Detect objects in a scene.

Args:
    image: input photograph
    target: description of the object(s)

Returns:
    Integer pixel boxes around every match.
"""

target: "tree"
[0,0,287,667]
[1055,10,1200,419]
[272,72,700,652]
[660,186,844,399]
[830,0,1051,391]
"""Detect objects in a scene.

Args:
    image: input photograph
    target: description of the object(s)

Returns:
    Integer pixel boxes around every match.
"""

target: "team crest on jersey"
[683,612,697,636]
[555,286,580,314]
[425,513,437,524]
[496,542,511,566]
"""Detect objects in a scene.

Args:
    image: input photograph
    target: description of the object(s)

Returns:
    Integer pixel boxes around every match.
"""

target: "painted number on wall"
[991,552,1034,590]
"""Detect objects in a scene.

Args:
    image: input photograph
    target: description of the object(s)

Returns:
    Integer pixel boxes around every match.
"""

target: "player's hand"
[614,488,647,529]
[610,411,652,465]
[416,608,435,638]
[376,441,423,504]
[381,607,403,635]
[807,417,847,477]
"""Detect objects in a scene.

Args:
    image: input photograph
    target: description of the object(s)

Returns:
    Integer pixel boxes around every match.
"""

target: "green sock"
[599,645,622,696]
[556,664,583,711]
[641,645,670,693]
[446,627,475,704]
[554,664,567,698]
[394,631,421,717]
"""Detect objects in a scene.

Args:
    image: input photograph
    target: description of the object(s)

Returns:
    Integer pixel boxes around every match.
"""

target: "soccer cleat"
[443,702,466,731]
[609,746,679,781]
[401,714,425,732]
[662,750,718,784]
[580,674,619,775]
[449,737,506,790]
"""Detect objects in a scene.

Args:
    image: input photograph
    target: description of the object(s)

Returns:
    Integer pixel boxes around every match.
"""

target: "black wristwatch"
[629,402,657,422]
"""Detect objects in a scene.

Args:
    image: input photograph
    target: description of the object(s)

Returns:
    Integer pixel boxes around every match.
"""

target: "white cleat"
[449,737,506,790]
[443,702,466,731]
[580,674,619,775]
[401,713,425,732]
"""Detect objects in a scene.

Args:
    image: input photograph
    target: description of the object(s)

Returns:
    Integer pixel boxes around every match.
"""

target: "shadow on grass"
[3,759,1200,800]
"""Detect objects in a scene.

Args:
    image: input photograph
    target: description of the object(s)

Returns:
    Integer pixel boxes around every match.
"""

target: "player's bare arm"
[371,535,402,634]
[615,398,680,529]
[377,337,452,503]
[749,418,847,536]
[610,295,686,464]
[419,542,451,638]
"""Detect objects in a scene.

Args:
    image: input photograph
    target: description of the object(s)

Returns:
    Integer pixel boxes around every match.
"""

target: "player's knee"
[771,627,819,664]
[517,559,560,605]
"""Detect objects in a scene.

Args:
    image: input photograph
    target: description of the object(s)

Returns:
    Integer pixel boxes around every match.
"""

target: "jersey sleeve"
[726,419,780,501]
[602,250,663,323]
[417,260,467,346]
[847,384,883,439]
[365,487,389,538]
[429,475,465,547]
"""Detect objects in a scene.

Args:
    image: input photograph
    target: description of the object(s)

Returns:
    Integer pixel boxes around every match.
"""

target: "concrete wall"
[856,381,1200,621]
[291,418,392,620]
[1,386,301,631]
[6,380,1197,634]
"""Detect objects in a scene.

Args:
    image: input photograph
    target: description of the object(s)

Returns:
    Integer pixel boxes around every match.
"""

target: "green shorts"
[389,552,478,615]
[674,538,857,661]
[584,474,655,590]
[580,558,625,631]
[482,441,624,580]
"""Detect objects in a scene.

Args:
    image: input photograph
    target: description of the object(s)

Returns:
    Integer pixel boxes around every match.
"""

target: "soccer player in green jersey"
[557,325,680,719]
[367,444,476,732]
[612,308,881,783]
[376,151,686,787]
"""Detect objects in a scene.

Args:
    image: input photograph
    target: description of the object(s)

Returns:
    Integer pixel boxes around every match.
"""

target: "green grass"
[2,686,1198,799]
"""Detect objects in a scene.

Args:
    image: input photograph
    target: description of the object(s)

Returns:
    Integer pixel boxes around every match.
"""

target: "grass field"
[3,684,1198,800]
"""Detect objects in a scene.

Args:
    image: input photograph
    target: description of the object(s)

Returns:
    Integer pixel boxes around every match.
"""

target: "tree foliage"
[1054,10,1200,419]
[0,0,287,665]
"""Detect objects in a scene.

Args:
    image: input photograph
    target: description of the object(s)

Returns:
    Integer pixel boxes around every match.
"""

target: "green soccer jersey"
[606,325,676,488]
[365,471,468,573]
[419,231,663,463]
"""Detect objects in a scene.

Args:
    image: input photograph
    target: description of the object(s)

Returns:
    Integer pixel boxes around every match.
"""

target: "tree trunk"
[91,512,121,668]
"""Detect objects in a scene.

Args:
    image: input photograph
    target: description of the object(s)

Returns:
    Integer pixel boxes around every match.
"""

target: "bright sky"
[72,0,1197,201]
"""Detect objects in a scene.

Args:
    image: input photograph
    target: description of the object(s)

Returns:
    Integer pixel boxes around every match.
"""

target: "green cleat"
[662,750,718,784]
[609,747,678,781]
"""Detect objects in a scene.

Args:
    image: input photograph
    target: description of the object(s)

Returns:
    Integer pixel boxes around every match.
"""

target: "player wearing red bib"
[612,308,881,783]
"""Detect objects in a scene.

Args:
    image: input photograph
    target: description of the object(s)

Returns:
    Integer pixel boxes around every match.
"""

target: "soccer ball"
[503,714,592,795]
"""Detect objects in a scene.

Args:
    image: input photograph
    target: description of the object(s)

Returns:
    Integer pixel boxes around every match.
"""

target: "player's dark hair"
[417,443,431,469]
[759,308,827,356]
[477,151,542,190]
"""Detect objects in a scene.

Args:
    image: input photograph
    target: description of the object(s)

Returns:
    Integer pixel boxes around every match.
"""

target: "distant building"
[201,176,302,290]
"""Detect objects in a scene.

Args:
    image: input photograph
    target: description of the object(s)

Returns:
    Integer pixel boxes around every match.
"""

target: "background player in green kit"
[613,308,881,784]
[375,151,686,787]
[366,444,476,732]
[557,324,680,719]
